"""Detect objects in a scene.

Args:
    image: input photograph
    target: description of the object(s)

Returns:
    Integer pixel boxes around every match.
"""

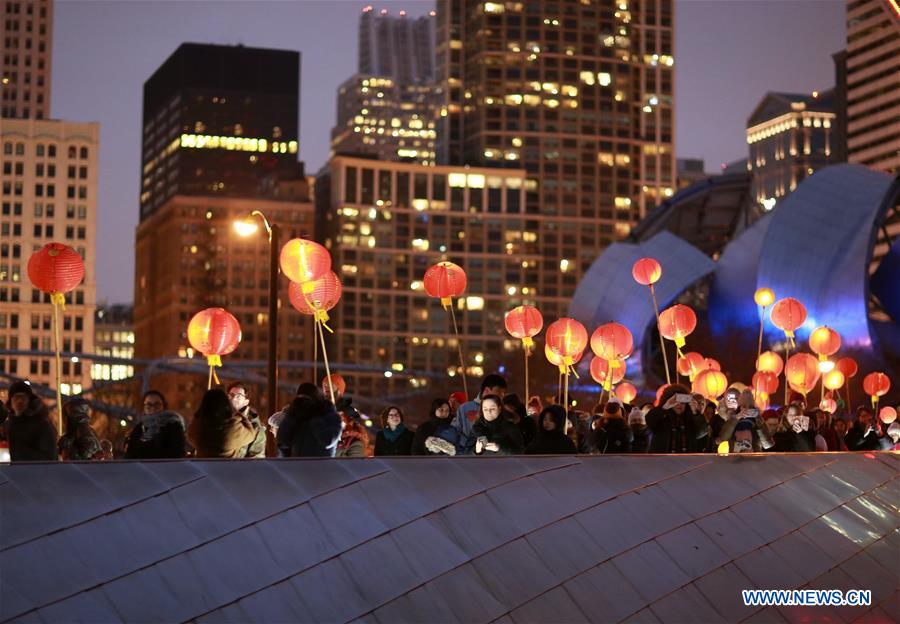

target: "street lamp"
[234,210,280,419]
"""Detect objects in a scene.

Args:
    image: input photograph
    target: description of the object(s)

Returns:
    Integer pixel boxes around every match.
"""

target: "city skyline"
[50,0,846,303]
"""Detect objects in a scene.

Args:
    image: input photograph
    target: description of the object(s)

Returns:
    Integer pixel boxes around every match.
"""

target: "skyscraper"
[0,0,52,119]
[845,0,899,173]
[2,0,97,400]
[435,0,676,323]
[134,43,314,413]
[358,6,436,85]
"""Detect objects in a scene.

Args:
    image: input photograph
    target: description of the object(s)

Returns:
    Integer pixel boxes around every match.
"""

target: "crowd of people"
[1,372,898,463]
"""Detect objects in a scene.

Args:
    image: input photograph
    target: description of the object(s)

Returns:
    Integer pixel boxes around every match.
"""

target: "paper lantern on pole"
[703,358,722,372]
[823,370,845,391]
[820,397,837,414]
[878,406,896,424]
[756,350,784,376]
[693,369,728,401]
[655,384,671,407]
[809,326,841,362]
[590,356,626,391]
[785,353,820,396]
[754,287,775,307]
[424,261,467,309]
[188,308,242,388]
[770,297,807,346]
[288,271,342,325]
[676,351,706,380]
[835,357,858,379]
[863,372,891,408]
[632,257,661,286]
[751,371,779,395]
[615,382,637,404]
[505,305,543,353]
[590,322,633,362]
[546,318,588,365]
[545,344,584,372]
[658,304,697,353]
[279,238,330,286]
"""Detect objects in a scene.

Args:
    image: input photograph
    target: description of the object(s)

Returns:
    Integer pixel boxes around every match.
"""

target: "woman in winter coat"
[374,405,414,456]
[502,394,537,449]
[58,398,103,460]
[844,406,883,451]
[473,395,524,455]
[412,399,460,456]
[646,384,709,453]
[3,380,57,462]
[525,405,576,454]
[188,389,257,458]
[593,402,633,453]
[276,384,343,457]
[772,404,817,452]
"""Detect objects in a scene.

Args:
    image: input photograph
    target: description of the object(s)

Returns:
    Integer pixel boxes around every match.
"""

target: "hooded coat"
[188,394,257,459]
[5,394,57,462]
[593,417,633,454]
[525,406,576,455]
[124,411,187,459]
[411,414,460,455]
[472,414,525,455]
[276,396,343,457]
[57,399,103,461]
[645,387,709,454]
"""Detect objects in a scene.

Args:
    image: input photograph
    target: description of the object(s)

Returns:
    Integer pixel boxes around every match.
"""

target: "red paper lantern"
[188,308,242,358]
[658,304,697,349]
[693,369,728,401]
[809,326,841,360]
[835,357,858,379]
[785,353,820,396]
[770,297,807,342]
[590,322,633,361]
[590,356,626,388]
[505,305,544,349]
[632,257,662,286]
[545,344,584,369]
[863,372,891,406]
[879,406,897,425]
[751,371,779,395]
[615,382,637,404]
[423,261,467,306]
[756,351,784,376]
[27,243,85,294]
[545,318,588,362]
[280,238,331,284]
[676,352,706,378]
[655,384,671,406]
[753,389,770,411]
[823,370,845,391]
[820,397,837,414]
[703,358,722,372]
[288,271,342,315]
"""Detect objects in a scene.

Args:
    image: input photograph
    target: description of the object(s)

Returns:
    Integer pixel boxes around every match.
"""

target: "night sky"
[51,0,846,304]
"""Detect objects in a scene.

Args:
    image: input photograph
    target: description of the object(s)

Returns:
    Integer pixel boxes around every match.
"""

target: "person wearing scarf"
[412,399,460,456]
[374,405,414,456]
[473,394,524,455]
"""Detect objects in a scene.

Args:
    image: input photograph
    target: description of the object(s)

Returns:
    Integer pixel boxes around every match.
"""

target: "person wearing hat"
[448,391,467,415]
[592,402,633,454]
[277,383,343,457]
[322,373,362,423]
[3,380,58,462]
[628,406,651,453]
[57,397,103,461]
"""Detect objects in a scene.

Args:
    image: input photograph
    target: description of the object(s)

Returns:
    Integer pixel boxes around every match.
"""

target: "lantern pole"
[266,221,280,419]
[448,302,469,399]
[563,372,569,434]
[756,304,768,367]
[524,344,530,408]
[312,318,319,382]
[649,285,671,385]
[783,343,791,406]
[51,294,64,433]
[316,316,337,405]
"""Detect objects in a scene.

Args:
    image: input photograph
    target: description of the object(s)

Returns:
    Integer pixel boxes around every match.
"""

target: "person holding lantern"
[226,382,266,459]
[472,395,524,455]
[645,384,708,454]
[844,406,882,451]
[3,380,57,462]
[452,373,507,454]
[322,374,361,423]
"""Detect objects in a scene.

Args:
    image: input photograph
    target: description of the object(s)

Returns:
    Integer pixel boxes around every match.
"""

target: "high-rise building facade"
[134,44,314,413]
[845,0,899,173]
[91,303,134,385]
[0,118,98,395]
[746,91,837,206]
[319,156,531,407]
[358,6,436,86]
[435,0,676,322]
[0,0,52,119]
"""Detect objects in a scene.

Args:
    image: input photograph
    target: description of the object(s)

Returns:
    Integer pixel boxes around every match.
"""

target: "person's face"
[834,420,847,435]
[448,397,460,412]
[724,393,738,410]
[787,406,800,419]
[542,413,556,431]
[228,388,249,412]
[386,408,402,429]
[857,411,872,427]
[142,395,164,415]
[482,399,501,421]
[10,393,29,415]
[765,418,779,434]
[322,384,340,401]
[484,385,505,399]
[671,401,686,415]
[436,403,450,419]
[816,411,828,429]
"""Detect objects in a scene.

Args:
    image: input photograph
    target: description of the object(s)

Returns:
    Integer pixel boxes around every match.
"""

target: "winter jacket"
[593,418,633,454]
[235,405,266,458]
[715,411,774,453]
[525,406,576,455]
[630,425,651,453]
[188,410,256,459]
[844,424,881,451]
[374,425,414,456]
[58,400,103,461]
[276,396,343,457]
[125,411,187,459]
[773,429,817,452]
[4,395,57,462]
[472,416,525,455]
[452,398,482,453]
[817,426,843,452]
[645,405,708,453]
[411,418,460,455]
[507,413,537,449]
